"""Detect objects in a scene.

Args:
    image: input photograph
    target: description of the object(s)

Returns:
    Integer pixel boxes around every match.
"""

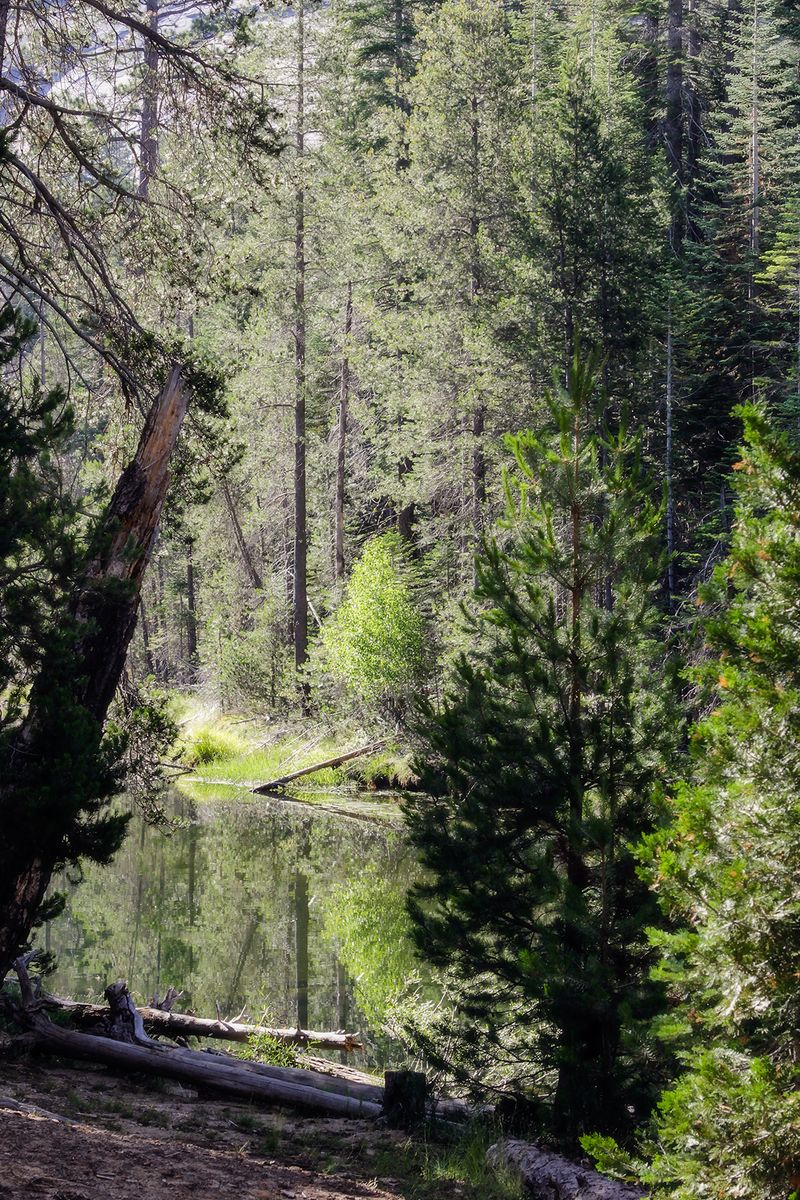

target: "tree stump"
[383,1070,427,1129]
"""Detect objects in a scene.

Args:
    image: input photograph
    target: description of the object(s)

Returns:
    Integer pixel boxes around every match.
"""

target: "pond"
[39,788,421,1070]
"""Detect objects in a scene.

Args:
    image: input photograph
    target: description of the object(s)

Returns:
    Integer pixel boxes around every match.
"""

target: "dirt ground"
[0,1056,486,1200]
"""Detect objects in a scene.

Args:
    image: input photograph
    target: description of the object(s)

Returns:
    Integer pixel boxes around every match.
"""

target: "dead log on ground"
[15,965,381,1121]
[251,741,385,793]
[42,993,363,1052]
[486,1140,648,1200]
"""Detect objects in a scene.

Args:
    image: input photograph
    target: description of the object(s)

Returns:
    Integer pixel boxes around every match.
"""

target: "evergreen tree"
[0,301,128,962]
[405,352,675,1150]
[600,405,800,1198]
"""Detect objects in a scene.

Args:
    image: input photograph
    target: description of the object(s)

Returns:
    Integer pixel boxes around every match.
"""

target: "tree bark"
[42,994,364,1052]
[486,1141,647,1200]
[334,282,352,583]
[0,365,187,984]
[293,0,308,677]
[185,537,198,670]
[138,0,160,199]
[666,0,684,250]
[222,479,263,591]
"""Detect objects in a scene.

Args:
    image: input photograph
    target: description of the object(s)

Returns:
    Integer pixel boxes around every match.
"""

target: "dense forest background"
[2,0,800,1195]
[85,0,796,712]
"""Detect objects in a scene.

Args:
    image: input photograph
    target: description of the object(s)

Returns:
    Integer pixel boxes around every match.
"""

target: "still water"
[40,789,418,1069]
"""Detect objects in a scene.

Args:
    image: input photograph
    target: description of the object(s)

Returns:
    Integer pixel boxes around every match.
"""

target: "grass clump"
[182,722,250,767]
[394,1125,523,1200]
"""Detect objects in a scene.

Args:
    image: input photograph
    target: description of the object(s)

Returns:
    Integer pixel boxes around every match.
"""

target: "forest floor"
[0,1055,516,1200]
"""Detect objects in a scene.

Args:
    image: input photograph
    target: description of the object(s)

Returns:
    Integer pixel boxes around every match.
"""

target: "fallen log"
[486,1140,647,1200]
[251,741,385,794]
[42,994,363,1052]
[14,966,380,1121]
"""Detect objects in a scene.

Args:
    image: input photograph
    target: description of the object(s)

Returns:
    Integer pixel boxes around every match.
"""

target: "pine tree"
[0,301,128,967]
[613,404,800,1199]
[405,351,675,1150]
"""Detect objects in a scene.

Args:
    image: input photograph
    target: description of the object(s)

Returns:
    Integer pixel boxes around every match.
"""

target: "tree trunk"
[666,0,684,250]
[185,537,198,670]
[334,282,352,583]
[685,0,702,239]
[42,994,365,1053]
[293,0,308,677]
[0,366,187,984]
[666,313,675,603]
[138,0,160,199]
[486,1141,647,1200]
[222,480,263,591]
[294,870,310,1031]
[251,741,384,793]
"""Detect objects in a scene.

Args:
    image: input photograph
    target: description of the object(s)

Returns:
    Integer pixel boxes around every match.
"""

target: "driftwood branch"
[486,1141,648,1200]
[42,994,363,1052]
[251,741,385,794]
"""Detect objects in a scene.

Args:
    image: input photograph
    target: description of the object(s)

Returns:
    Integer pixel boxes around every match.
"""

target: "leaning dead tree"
[0,366,187,983]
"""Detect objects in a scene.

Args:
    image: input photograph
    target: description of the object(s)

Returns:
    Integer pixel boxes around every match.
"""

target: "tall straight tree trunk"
[553,368,587,1138]
[0,366,188,984]
[293,0,308,675]
[138,0,159,199]
[334,283,352,584]
[666,314,675,603]
[139,595,156,676]
[469,91,485,572]
[0,0,10,73]
[666,0,684,250]
[185,538,198,671]
[685,0,702,239]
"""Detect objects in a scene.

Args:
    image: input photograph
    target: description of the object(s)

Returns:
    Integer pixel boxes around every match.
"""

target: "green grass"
[187,739,351,789]
[380,1125,524,1200]
[171,699,414,798]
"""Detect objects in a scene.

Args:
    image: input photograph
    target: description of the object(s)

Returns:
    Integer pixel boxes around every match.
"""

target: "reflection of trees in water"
[44,791,419,1065]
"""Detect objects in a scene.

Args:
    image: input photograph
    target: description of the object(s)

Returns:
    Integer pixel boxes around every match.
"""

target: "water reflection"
[42,790,418,1068]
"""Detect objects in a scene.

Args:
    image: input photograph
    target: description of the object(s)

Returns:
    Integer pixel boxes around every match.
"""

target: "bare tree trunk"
[334,283,352,583]
[666,0,684,250]
[666,314,675,603]
[138,0,160,199]
[469,89,485,586]
[0,367,187,984]
[293,0,308,677]
[222,480,263,591]
[185,537,198,671]
[139,595,156,676]
[685,0,702,239]
[487,1141,647,1200]
[0,0,10,74]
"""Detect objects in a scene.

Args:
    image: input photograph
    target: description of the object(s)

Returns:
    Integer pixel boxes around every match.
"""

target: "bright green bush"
[321,533,427,716]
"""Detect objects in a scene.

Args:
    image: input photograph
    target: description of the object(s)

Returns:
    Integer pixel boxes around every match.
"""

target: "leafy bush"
[320,533,427,719]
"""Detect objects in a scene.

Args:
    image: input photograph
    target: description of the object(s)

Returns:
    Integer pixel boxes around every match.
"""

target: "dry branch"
[251,741,385,793]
